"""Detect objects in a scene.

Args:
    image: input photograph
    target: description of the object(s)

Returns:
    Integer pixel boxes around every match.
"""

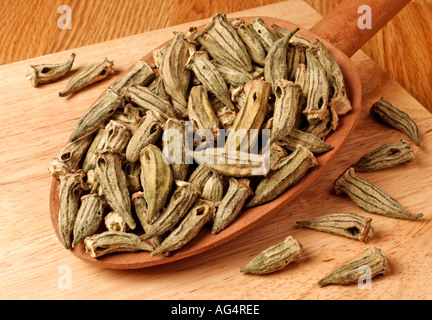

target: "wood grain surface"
[1,0,431,113]
[1,0,431,300]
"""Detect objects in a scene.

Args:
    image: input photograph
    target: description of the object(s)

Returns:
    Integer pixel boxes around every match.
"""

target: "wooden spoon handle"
[310,0,411,57]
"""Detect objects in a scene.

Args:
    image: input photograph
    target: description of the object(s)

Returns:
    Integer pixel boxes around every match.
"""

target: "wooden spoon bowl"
[50,0,411,268]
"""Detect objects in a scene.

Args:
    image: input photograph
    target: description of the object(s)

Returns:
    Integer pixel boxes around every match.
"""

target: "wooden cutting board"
[1,0,431,300]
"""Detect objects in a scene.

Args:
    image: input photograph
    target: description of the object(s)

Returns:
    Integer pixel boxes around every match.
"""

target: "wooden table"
[1,0,431,300]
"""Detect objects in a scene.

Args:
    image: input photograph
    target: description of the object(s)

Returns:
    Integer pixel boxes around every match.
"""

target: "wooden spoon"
[50,0,411,269]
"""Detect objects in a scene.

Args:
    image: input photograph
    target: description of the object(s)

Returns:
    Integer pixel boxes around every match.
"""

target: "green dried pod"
[226,80,272,152]
[188,85,220,137]
[318,246,389,286]
[152,44,169,69]
[185,50,234,109]
[303,108,336,139]
[370,98,421,146]
[276,129,333,154]
[247,144,318,207]
[82,120,132,172]
[139,144,174,224]
[111,104,141,132]
[212,178,253,234]
[213,62,253,87]
[125,111,163,163]
[297,213,374,242]
[161,118,190,181]
[271,24,312,47]
[104,211,129,232]
[59,57,114,97]
[95,150,136,229]
[249,18,277,52]
[148,76,170,101]
[26,53,75,87]
[264,28,299,88]
[352,140,414,172]
[110,60,156,97]
[286,42,308,82]
[160,31,197,117]
[124,85,181,120]
[271,79,302,141]
[188,164,214,192]
[84,231,153,258]
[201,172,225,205]
[303,49,330,124]
[72,193,106,248]
[334,167,423,220]
[151,199,215,256]
[142,181,201,240]
[234,21,266,67]
[194,13,252,73]
[311,40,351,116]
[70,89,125,141]
[239,235,303,274]
[57,172,84,249]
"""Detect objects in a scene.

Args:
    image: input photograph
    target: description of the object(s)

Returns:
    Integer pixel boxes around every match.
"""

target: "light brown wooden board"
[0,0,431,299]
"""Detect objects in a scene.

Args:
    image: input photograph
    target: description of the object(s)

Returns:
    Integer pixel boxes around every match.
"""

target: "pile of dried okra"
[36,13,423,285]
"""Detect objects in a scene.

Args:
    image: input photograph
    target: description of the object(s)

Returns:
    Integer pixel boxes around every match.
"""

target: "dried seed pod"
[95,150,136,229]
[271,24,312,47]
[125,111,163,163]
[159,31,197,117]
[72,193,106,248]
[370,98,421,146]
[213,62,253,87]
[286,42,308,81]
[235,22,266,67]
[246,144,318,207]
[57,172,84,249]
[334,167,423,220]
[269,142,289,171]
[276,129,333,154]
[264,28,299,88]
[187,85,220,137]
[212,178,253,234]
[124,85,181,120]
[352,140,414,172]
[318,246,389,286]
[70,89,124,141]
[139,144,174,224]
[249,18,277,52]
[148,76,170,101]
[297,212,374,242]
[104,211,129,232]
[194,13,253,73]
[226,80,272,152]
[303,49,330,124]
[271,79,302,141]
[142,181,201,240]
[311,40,351,116]
[188,164,214,192]
[111,104,141,132]
[124,161,141,193]
[151,199,215,256]
[59,57,114,97]
[303,107,337,139]
[84,231,153,258]
[110,60,156,97]
[239,235,303,274]
[26,53,75,87]
[201,172,225,205]
[185,49,234,109]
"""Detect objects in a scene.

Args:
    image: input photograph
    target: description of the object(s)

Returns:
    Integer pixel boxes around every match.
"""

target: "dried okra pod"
[370,98,421,146]
[249,18,277,52]
[239,235,303,274]
[276,128,333,154]
[59,57,114,97]
[104,211,129,232]
[84,231,153,258]
[201,172,225,205]
[151,199,216,256]
[188,164,214,193]
[351,140,414,172]
[234,21,266,67]
[212,178,253,234]
[72,193,106,248]
[334,167,423,220]
[213,62,253,87]
[297,212,374,242]
[318,246,389,286]
[26,53,75,87]
[110,60,156,97]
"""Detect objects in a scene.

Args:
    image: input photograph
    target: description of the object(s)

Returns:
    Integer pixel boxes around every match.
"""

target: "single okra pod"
[296,212,374,242]
[188,164,214,193]
[72,193,106,248]
[84,231,153,258]
[59,57,114,97]
[249,18,277,52]
[276,128,334,154]
[212,178,253,234]
[352,140,414,172]
[187,85,220,137]
[201,172,225,205]
[334,167,423,220]
[239,235,303,274]
[318,246,389,286]
[151,199,216,256]
[110,60,156,97]
[26,53,75,87]
[370,98,422,146]
[234,21,266,67]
